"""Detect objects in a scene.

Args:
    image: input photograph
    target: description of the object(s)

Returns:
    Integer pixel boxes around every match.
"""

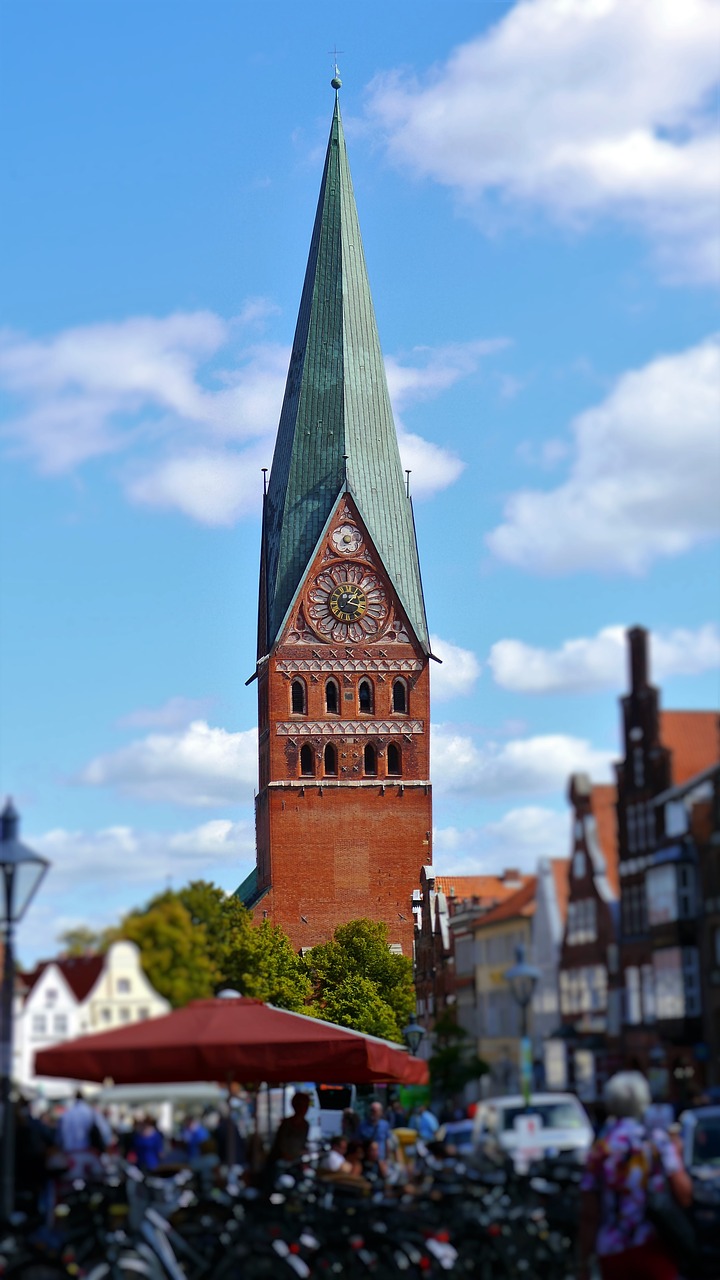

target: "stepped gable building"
[615,626,719,1088]
[238,80,433,954]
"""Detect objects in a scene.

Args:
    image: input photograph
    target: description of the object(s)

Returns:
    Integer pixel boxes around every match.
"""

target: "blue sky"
[1,0,719,964]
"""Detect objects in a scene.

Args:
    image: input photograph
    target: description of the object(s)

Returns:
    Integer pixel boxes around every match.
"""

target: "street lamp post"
[402,1013,425,1056]
[504,943,540,1102]
[0,801,50,1222]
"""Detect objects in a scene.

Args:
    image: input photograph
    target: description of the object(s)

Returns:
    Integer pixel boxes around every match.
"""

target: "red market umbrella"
[34,997,429,1086]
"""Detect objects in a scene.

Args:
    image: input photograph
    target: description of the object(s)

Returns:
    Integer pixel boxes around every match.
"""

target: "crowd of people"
[13,1073,710,1279]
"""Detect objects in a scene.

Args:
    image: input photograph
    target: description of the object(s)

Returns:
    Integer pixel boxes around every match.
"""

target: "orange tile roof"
[474,877,537,927]
[435,874,525,903]
[591,783,619,897]
[661,711,719,785]
[551,858,570,924]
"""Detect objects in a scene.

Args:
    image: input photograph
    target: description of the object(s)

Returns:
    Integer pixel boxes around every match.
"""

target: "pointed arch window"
[324,743,337,776]
[300,744,314,777]
[358,679,373,714]
[364,744,377,776]
[387,743,401,776]
[291,679,306,715]
[325,679,339,715]
[392,679,408,714]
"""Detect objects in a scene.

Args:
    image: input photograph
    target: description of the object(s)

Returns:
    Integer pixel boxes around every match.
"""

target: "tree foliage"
[110,898,218,1007]
[306,918,415,1042]
[112,882,310,1011]
[429,1010,488,1100]
[56,926,106,956]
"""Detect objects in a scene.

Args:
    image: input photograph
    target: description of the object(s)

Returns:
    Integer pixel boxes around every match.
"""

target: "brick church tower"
[238,81,434,954]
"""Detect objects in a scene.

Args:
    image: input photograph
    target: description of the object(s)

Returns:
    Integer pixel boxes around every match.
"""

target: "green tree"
[223,919,311,1012]
[115,881,310,1011]
[307,918,415,1041]
[429,1010,488,1101]
[56,926,105,956]
[112,898,219,1007]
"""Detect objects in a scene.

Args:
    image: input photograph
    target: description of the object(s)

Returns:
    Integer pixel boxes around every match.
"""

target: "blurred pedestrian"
[358,1101,391,1159]
[131,1115,164,1172]
[577,1070,693,1280]
[56,1090,112,1181]
[386,1098,408,1128]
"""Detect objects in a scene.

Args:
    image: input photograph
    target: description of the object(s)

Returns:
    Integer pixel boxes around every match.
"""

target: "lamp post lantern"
[402,1013,425,1056]
[0,801,50,1221]
[504,943,540,1102]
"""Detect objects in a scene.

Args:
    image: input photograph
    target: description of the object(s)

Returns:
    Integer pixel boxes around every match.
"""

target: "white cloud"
[429,634,482,700]
[77,720,258,807]
[486,336,720,573]
[490,623,720,693]
[126,445,268,526]
[0,316,496,520]
[366,0,720,282]
[433,806,568,875]
[431,724,613,796]
[118,696,218,730]
[23,819,256,963]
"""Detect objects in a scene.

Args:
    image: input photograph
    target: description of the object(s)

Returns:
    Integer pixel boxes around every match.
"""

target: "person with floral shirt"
[577,1071,692,1280]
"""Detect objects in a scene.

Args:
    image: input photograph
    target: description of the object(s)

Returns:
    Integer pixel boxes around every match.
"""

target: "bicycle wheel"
[84,1253,160,1280]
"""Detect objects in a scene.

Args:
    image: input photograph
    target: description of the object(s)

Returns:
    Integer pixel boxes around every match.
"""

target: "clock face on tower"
[308,564,388,642]
[329,582,367,622]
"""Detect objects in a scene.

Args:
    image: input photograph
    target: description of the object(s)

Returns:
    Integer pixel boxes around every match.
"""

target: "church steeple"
[260,84,429,657]
[243,78,433,956]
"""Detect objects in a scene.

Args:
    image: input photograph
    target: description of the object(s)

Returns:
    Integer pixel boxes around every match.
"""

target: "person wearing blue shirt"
[358,1101,391,1160]
[414,1104,439,1142]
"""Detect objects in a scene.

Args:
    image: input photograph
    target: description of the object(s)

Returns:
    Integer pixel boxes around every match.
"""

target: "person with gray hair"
[577,1070,692,1280]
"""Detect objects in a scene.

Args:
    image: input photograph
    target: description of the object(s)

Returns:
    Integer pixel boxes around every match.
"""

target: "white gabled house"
[15,940,170,1097]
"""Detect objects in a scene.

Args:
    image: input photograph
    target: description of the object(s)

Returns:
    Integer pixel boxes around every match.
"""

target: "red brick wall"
[253,497,432,955]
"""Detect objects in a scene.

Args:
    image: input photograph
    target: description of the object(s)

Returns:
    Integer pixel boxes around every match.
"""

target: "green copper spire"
[261,86,429,654]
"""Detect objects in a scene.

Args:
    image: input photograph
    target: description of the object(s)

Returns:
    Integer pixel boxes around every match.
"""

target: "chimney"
[627,626,649,692]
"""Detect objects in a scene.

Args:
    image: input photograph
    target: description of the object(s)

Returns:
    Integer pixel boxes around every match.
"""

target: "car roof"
[481,1093,583,1107]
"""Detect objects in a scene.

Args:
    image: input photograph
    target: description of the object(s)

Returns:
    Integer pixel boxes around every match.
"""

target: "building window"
[627,806,637,854]
[101,1008,112,1023]
[392,679,407,713]
[325,679,339,714]
[364,744,377,776]
[117,978,130,994]
[641,964,656,1022]
[632,747,644,788]
[559,965,607,1015]
[32,1014,47,1035]
[677,864,695,919]
[387,743,401,776]
[625,967,641,1024]
[45,988,58,1005]
[53,1014,68,1035]
[654,948,685,1020]
[300,744,314,776]
[138,1008,150,1020]
[683,947,701,1016]
[119,1008,131,1023]
[647,864,678,926]
[291,679,306,715]
[324,744,337,776]
[572,851,586,879]
[621,881,647,937]
[358,679,373,713]
[567,898,597,945]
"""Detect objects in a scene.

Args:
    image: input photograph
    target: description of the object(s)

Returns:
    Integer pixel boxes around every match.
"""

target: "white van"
[473,1092,594,1169]
[315,1083,357,1140]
